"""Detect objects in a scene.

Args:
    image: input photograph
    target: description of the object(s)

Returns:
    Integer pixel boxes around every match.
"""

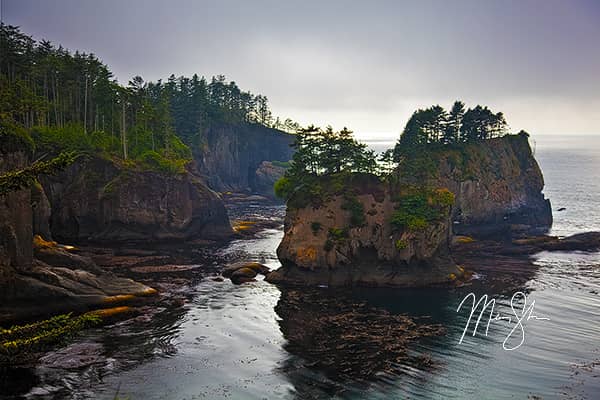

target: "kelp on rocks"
[0,312,102,365]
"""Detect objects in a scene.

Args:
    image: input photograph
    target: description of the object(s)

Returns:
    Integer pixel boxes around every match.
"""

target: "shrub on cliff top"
[274,126,377,206]
[136,150,188,174]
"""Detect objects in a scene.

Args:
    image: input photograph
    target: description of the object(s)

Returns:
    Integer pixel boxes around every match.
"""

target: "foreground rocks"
[222,261,270,284]
[0,140,157,324]
[0,238,156,323]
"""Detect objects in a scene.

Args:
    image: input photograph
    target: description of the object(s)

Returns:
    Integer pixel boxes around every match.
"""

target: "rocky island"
[268,106,553,287]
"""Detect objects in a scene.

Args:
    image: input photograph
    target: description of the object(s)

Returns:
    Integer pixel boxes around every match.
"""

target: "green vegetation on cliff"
[0,151,78,195]
[0,24,295,177]
[1,119,78,195]
[390,188,454,232]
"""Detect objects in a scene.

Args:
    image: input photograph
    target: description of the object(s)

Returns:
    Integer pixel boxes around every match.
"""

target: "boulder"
[222,261,270,278]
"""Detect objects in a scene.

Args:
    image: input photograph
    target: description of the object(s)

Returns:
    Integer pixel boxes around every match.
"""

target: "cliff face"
[409,133,552,238]
[194,124,294,194]
[0,148,34,282]
[40,157,232,243]
[270,134,551,287]
[268,175,462,287]
[0,143,153,322]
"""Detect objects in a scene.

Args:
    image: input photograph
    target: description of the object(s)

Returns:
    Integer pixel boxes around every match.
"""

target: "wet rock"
[33,236,101,274]
[39,342,104,370]
[130,264,197,274]
[231,276,257,285]
[231,267,258,280]
[222,261,270,278]
[537,231,600,252]
[242,262,271,275]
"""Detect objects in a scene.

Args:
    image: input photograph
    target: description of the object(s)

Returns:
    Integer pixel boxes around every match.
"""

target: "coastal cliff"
[268,174,461,287]
[194,123,294,194]
[41,156,231,243]
[0,136,154,322]
[0,139,35,281]
[269,134,551,287]
[398,133,552,238]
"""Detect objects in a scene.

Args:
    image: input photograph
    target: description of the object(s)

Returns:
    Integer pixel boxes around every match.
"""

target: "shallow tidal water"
[2,135,600,400]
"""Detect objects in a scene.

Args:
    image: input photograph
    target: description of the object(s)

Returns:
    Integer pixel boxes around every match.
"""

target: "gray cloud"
[4,0,600,135]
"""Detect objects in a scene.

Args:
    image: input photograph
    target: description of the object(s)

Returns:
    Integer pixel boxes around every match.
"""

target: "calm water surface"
[6,135,600,400]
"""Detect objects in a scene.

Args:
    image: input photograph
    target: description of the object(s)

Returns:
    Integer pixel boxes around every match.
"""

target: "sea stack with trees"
[268,101,552,287]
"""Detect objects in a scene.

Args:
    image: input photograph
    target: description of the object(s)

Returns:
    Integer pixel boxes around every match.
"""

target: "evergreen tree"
[443,100,465,144]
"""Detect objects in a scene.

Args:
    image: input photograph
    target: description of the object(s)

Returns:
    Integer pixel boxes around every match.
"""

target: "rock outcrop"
[269,134,552,287]
[40,156,232,243]
[268,175,463,287]
[253,161,287,198]
[411,133,552,238]
[0,142,35,282]
[194,123,294,194]
[0,138,155,323]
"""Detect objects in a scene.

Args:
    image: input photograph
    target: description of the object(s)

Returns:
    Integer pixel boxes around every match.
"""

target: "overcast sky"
[3,0,600,138]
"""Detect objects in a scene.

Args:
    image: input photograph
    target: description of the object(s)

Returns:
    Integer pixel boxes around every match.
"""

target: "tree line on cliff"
[275,101,519,203]
[393,100,509,159]
[0,23,292,176]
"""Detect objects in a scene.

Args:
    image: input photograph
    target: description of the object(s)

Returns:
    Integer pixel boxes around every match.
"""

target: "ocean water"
[3,135,600,400]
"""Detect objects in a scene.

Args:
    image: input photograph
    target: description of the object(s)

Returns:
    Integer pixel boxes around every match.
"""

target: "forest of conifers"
[1,23,520,179]
[0,24,295,172]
